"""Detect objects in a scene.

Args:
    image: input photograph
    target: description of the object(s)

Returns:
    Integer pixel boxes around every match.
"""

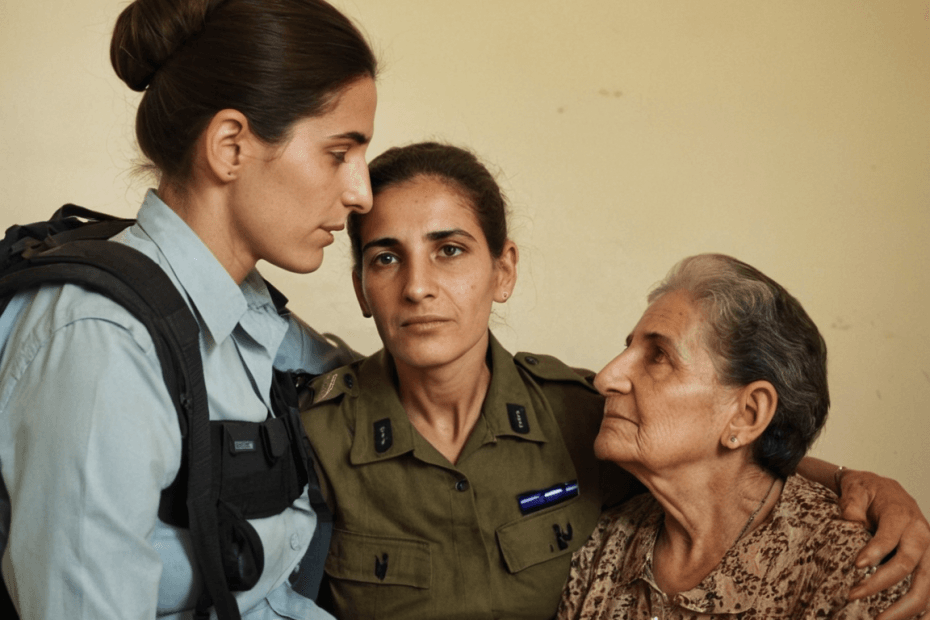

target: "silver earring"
[729,436,738,444]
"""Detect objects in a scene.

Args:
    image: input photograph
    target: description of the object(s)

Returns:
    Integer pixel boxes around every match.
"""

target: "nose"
[342,158,373,213]
[402,253,435,303]
[593,350,633,396]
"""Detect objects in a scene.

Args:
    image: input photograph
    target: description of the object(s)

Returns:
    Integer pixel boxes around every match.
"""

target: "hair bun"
[110,0,215,92]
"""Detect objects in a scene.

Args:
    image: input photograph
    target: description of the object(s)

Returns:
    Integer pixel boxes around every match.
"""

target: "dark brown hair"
[111,0,377,183]
[348,142,510,273]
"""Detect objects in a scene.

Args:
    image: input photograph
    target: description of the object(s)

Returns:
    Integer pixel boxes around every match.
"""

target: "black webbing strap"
[2,205,130,262]
[0,239,241,619]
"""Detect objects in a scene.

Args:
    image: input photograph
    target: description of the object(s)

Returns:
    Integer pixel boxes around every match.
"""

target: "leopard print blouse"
[557,475,910,619]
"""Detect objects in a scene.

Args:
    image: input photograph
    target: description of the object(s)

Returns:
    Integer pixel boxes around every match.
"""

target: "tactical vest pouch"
[217,499,265,591]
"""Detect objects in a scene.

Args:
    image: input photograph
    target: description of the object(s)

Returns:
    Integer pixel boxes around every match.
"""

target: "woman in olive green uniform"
[301,143,930,620]
[302,142,633,618]
[306,338,634,618]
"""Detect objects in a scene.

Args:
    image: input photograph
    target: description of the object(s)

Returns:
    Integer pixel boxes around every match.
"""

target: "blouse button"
[455,479,469,492]
[290,533,300,550]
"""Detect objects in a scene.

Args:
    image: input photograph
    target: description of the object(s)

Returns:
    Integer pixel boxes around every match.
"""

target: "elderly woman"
[301,144,928,620]
[557,254,911,619]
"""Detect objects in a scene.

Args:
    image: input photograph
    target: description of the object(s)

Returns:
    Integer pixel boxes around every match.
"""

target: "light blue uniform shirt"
[0,191,352,619]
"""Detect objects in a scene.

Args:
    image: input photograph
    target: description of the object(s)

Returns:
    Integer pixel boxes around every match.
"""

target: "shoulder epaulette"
[513,351,598,392]
[307,363,361,406]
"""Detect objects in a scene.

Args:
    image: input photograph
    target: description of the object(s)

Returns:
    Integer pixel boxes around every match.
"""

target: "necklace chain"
[734,477,779,544]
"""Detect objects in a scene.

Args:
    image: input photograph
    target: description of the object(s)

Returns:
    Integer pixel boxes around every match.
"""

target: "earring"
[729,436,738,445]
[502,291,509,300]
[362,311,372,318]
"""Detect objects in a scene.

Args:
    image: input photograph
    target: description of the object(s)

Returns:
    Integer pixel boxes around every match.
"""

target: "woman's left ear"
[494,240,519,303]
[723,380,778,449]
[201,108,258,183]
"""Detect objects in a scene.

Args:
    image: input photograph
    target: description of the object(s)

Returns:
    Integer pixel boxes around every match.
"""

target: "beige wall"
[2,0,927,514]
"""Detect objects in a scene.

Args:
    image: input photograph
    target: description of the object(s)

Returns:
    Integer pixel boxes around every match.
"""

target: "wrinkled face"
[593,290,737,475]
[353,176,513,372]
[229,77,377,276]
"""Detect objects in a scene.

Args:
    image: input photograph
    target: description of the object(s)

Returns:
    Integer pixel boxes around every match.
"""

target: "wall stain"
[598,89,623,98]
[830,317,852,331]
[876,390,882,400]
[923,370,930,384]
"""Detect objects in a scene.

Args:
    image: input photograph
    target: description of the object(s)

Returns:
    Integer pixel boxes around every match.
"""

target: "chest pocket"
[325,529,432,588]
[496,496,595,573]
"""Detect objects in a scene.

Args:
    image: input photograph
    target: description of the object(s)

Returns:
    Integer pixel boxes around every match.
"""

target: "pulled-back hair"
[348,142,509,273]
[649,254,830,478]
[111,0,376,183]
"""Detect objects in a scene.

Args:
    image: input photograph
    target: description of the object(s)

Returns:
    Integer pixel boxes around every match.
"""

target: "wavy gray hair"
[649,254,829,478]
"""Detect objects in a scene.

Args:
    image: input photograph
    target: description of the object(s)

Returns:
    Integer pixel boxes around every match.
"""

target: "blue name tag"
[517,480,579,515]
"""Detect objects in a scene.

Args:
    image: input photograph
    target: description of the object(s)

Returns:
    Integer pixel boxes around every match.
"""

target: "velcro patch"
[517,480,579,515]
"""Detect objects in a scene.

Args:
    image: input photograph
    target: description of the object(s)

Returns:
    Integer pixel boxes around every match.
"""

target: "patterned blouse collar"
[617,477,806,615]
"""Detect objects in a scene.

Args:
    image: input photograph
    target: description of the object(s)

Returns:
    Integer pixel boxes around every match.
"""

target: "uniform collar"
[135,189,279,346]
[482,332,548,443]
[348,332,549,467]
[348,349,419,465]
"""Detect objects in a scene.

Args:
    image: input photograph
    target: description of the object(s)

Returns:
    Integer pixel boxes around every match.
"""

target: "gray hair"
[649,254,829,478]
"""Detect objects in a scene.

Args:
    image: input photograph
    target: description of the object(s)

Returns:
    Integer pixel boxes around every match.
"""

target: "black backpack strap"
[1,205,133,265]
[0,239,241,620]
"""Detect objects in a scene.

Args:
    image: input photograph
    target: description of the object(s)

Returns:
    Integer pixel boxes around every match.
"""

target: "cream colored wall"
[2,0,927,514]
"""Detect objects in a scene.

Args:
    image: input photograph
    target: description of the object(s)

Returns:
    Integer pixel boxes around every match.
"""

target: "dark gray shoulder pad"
[306,364,361,407]
[513,352,597,392]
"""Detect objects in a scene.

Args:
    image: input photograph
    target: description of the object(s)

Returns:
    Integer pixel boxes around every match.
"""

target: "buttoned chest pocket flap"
[325,529,431,588]
[496,497,593,574]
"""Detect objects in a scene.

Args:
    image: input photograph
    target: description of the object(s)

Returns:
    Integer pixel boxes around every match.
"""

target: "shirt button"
[290,533,300,550]
[525,355,539,365]
[455,479,469,492]
[344,374,355,389]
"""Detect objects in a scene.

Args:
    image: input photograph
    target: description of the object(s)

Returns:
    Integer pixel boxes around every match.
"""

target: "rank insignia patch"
[374,418,393,453]
[507,403,530,434]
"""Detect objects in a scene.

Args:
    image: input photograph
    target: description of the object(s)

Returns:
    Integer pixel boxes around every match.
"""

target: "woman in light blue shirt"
[0,0,376,618]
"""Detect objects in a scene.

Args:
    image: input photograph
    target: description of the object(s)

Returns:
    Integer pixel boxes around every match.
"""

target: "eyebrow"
[327,131,371,145]
[427,228,476,243]
[627,331,677,351]
[360,229,477,255]
[361,236,399,254]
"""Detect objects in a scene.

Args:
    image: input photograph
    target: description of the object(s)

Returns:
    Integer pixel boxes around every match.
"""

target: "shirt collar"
[620,480,803,616]
[348,349,418,465]
[481,332,548,443]
[347,332,549,467]
[135,189,276,344]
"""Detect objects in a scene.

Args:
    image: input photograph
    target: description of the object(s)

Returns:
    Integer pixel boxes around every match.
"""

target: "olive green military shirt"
[301,333,638,620]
